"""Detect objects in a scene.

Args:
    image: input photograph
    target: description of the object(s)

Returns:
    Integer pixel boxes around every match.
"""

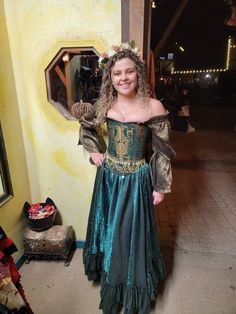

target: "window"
[0,124,13,207]
[45,47,102,120]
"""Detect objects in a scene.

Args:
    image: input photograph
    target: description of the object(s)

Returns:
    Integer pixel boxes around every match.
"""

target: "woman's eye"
[127,70,135,75]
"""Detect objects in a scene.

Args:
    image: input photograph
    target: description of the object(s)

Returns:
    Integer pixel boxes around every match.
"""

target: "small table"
[23,225,75,266]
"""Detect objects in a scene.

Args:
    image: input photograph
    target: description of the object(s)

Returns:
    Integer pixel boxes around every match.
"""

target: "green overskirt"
[83,161,165,314]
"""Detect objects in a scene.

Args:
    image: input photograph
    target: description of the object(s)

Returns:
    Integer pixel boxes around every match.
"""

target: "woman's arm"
[147,111,175,204]
[79,105,106,166]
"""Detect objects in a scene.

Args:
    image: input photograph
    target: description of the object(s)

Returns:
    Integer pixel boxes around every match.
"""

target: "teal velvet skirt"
[83,161,165,314]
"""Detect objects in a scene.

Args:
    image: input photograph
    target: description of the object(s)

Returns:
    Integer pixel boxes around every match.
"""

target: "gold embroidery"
[105,153,146,174]
[113,125,133,158]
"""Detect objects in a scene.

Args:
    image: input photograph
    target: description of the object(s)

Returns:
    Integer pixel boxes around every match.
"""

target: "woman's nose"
[121,73,127,81]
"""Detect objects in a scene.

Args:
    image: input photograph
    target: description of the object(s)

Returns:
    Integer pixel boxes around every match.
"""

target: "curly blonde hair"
[94,49,151,127]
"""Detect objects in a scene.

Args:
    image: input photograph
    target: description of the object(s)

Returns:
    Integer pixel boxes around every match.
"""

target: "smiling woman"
[79,43,175,314]
[0,125,13,207]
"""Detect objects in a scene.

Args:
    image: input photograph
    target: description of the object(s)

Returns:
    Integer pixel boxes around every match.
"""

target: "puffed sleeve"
[147,115,176,193]
[78,105,106,155]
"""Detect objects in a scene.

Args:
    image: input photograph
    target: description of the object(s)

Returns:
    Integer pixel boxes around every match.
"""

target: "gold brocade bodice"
[107,119,150,161]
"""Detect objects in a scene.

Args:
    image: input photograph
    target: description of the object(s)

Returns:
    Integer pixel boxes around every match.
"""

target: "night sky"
[151,0,228,70]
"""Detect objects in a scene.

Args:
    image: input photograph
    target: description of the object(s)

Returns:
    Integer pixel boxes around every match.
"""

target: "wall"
[1,0,121,250]
[0,0,31,259]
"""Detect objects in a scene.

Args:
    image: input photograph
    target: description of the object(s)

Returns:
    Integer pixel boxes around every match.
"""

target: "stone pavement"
[150,127,236,314]
[157,129,236,255]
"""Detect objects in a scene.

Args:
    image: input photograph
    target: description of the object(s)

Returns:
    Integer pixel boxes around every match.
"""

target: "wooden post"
[54,65,66,86]
[121,0,152,71]
[64,54,73,112]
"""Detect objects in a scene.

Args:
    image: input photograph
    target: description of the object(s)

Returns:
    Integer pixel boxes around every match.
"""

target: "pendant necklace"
[118,96,140,115]
[121,106,127,114]
[119,104,129,115]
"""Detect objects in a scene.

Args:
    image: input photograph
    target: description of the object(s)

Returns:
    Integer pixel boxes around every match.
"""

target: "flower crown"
[98,40,142,70]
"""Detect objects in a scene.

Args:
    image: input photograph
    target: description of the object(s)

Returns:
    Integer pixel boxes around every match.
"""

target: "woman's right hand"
[90,152,104,166]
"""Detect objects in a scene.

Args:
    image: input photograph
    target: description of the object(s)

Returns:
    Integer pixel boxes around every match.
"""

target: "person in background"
[172,87,196,133]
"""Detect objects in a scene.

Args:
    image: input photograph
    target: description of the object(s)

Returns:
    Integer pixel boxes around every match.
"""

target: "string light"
[226,36,231,70]
[152,1,156,9]
[172,36,233,75]
[172,68,225,74]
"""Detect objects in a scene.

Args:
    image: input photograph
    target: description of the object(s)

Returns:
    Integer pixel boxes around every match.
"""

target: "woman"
[79,43,175,314]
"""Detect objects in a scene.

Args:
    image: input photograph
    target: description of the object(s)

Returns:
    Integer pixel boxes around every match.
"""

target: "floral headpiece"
[98,40,142,70]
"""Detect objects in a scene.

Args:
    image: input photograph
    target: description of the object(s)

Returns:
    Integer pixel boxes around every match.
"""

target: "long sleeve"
[147,115,175,193]
[78,105,106,155]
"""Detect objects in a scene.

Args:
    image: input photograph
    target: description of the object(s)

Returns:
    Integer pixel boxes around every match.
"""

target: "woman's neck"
[116,92,140,104]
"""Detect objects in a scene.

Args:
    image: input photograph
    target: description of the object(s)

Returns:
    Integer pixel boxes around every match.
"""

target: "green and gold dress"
[79,107,175,314]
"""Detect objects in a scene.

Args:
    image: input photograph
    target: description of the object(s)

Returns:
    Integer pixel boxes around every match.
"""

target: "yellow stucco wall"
[1,0,121,248]
[0,0,32,259]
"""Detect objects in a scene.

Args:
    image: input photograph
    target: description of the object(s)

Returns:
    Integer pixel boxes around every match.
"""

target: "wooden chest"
[23,225,75,266]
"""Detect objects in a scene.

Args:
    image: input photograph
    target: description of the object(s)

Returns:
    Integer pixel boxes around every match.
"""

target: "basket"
[23,198,57,231]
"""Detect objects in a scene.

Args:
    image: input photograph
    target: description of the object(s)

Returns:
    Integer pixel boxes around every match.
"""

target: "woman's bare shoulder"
[149,98,166,116]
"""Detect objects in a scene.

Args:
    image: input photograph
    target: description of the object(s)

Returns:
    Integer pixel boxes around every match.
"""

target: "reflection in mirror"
[45,47,102,120]
[0,124,13,207]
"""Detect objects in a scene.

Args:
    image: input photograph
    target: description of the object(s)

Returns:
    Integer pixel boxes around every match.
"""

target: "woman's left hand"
[153,191,164,205]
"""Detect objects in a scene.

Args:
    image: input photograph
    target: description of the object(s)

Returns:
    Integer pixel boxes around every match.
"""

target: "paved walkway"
[151,126,236,314]
[158,129,236,255]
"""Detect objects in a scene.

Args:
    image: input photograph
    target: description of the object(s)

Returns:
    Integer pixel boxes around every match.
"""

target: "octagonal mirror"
[45,47,102,120]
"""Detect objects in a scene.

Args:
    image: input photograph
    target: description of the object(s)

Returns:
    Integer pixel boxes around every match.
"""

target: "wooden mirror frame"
[0,124,13,207]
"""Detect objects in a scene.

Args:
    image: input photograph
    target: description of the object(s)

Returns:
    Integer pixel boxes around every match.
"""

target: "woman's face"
[111,57,138,97]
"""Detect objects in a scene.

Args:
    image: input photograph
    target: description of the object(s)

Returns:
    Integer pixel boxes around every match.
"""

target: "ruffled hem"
[100,283,150,314]
[147,256,166,300]
[83,249,103,282]
[83,250,165,313]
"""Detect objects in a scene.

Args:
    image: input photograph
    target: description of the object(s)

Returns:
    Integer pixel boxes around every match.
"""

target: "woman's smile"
[111,57,138,96]
[119,83,131,88]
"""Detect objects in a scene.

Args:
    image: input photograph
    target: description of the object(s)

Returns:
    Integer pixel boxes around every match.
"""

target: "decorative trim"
[16,254,26,269]
[76,240,85,249]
